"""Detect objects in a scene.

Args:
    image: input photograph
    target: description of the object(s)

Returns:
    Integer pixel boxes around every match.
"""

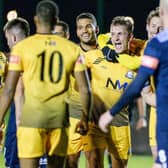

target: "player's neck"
[36,25,52,34]
[79,42,98,52]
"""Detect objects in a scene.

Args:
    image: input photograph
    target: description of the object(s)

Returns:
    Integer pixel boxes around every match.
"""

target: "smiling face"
[110,24,131,54]
[76,18,97,45]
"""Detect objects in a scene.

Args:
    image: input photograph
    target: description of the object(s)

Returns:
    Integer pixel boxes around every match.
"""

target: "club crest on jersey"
[125,71,135,79]
[76,55,85,64]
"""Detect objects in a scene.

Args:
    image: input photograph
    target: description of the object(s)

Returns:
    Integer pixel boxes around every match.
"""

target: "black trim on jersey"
[79,43,98,52]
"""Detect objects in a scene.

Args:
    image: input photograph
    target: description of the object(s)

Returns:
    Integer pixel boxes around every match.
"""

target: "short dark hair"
[111,16,134,34]
[146,7,160,25]
[76,12,97,27]
[55,20,69,33]
[36,0,59,25]
[3,17,30,36]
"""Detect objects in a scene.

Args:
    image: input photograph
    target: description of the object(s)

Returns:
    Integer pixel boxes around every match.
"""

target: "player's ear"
[34,15,39,25]
[53,16,59,28]
[159,6,164,17]
[13,35,17,43]
[128,32,134,43]
[34,15,37,24]
[146,23,149,33]
[96,26,99,34]
[55,16,59,23]
[66,32,70,40]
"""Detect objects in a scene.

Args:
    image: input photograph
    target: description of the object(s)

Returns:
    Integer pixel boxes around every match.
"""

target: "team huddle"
[0,0,168,168]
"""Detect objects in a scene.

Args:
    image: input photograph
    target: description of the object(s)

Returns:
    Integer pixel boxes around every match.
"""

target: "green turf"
[0,152,5,168]
[128,155,153,168]
[0,152,153,168]
[78,153,153,168]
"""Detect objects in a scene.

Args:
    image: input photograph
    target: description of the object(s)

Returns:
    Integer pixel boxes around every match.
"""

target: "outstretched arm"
[99,69,151,132]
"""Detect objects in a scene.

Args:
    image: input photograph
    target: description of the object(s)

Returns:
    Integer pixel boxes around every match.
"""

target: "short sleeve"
[8,45,23,71]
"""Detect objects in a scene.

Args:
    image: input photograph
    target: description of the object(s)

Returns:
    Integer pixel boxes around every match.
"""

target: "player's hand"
[102,46,119,63]
[75,118,88,136]
[98,110,113,133]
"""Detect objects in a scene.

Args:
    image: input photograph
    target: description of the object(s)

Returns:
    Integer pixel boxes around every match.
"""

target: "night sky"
[2,0,159,50]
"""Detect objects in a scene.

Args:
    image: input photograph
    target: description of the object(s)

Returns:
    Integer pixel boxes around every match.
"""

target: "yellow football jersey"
[9,34,85,128]
[85,49,139,126]
[0,52,7,94]
[97,33,111,49]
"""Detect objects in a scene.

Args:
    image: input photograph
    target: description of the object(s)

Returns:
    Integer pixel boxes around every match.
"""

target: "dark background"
[1,0,158,154]
[1,0,159,51]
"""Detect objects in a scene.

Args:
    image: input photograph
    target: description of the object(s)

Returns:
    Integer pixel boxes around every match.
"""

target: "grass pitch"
[0,151,153,168]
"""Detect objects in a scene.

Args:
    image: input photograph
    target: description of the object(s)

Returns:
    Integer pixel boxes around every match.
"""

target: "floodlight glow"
[7,10,18,21]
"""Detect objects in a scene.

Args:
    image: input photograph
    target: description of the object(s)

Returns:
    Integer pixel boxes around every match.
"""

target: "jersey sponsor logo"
[142,55,159,70]
[106,77,128,91]
[9,55,20,64]
[125,71,135,79]
[93,57,105,64]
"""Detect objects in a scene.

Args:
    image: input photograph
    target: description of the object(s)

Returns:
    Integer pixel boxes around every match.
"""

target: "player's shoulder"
[62,38,80,50]
[85,48,102,57]
[12,34,36,49]
[84,48,104,65]
[13,34,79,52]
[51,35,80,53]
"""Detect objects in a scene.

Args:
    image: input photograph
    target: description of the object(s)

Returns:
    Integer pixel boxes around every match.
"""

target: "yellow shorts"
[107,125,131,160]
[82,123,131,160]
[67,117,83,155]
[17,127,68,158]
[149,107,157,147]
